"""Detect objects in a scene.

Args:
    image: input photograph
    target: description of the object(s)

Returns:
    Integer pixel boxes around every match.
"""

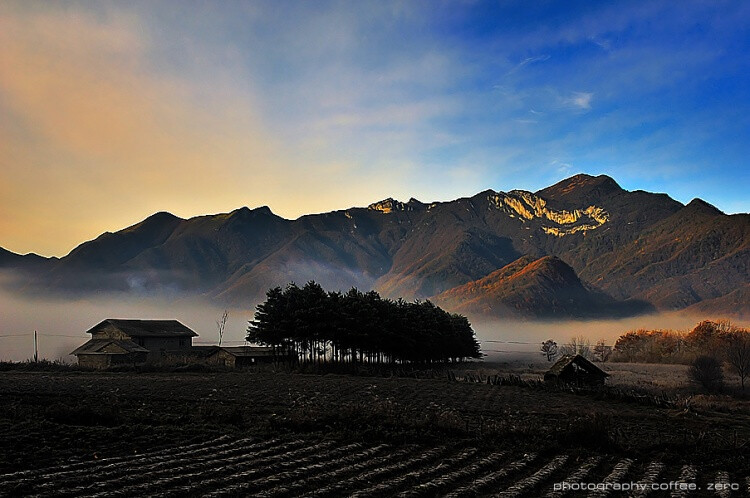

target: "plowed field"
[1,371,749,496]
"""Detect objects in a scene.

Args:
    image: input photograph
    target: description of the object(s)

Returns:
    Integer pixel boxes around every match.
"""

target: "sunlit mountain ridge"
[2,174,748,318]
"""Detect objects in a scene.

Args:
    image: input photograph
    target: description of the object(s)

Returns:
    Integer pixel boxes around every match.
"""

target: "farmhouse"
[71,319,198,369]
[71,319,291,369]
[544,354,609,386]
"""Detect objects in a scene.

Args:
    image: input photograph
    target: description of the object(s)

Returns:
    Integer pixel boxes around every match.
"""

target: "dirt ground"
[1,370,749,496]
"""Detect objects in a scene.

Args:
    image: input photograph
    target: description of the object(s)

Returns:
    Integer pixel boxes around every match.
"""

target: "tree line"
[247,281,482,365]
[611,320,750,390]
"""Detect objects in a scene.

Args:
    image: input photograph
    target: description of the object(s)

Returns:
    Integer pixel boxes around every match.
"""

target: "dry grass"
[601,362,692,393]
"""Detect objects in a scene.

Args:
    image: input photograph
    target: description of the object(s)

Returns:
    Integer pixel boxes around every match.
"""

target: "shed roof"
[162,346,221,358]
[86,319,198,338]
[219,346,275,357]
[546,354,609,377]
[71,338,149,356]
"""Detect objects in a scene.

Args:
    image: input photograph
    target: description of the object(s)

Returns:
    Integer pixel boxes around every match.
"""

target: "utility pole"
[34,330,38,363]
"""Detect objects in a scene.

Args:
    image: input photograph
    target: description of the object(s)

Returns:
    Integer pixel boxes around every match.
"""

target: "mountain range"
[2,174,748,318]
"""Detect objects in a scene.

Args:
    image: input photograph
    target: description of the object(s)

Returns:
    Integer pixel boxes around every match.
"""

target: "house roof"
[546,354,609,377]
[71,339,149,356]
[86,319,199,338]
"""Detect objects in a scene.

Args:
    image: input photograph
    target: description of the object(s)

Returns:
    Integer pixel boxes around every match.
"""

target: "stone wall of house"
[77,352,147,369]
[207,349,236,368]
[78,354,110,369]
[113,352,148,365]
[140,337,192,358]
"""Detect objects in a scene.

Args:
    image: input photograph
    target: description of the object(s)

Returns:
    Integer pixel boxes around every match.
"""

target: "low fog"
[471,313,735,363]
[1,282,744,363]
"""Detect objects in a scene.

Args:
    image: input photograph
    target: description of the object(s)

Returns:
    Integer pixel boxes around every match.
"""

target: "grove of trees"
[247,281,482,365]
[611,320,750,391]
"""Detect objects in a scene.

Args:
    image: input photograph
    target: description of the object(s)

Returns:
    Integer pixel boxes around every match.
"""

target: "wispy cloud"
[550,160,574,177]
[590,36,612,51]
[506,54,551,75]
[564,92,594,110]
[521,54,551,66]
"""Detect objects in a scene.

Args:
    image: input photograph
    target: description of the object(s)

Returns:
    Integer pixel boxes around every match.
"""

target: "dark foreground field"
[1,371,749,496]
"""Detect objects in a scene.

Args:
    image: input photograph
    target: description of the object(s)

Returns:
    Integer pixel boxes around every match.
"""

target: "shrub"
[0,359,77,372]
[689,355,724,393]
[556,413,619,451]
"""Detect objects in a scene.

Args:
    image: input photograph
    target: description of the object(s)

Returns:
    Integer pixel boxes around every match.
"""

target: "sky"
[1,0,749,257]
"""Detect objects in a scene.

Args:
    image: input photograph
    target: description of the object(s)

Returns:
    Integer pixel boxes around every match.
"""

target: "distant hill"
[433,255,652,318]
[684,284,750,319]
[3,173,748,317]
[0,246,54,272]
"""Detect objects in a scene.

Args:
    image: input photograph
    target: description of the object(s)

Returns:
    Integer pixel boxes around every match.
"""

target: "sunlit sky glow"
[1,1,749,256]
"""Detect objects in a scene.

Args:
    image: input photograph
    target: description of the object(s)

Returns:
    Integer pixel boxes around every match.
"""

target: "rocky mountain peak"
[536,173,624,206]
[685,198,724,216]
[367,198,418,213]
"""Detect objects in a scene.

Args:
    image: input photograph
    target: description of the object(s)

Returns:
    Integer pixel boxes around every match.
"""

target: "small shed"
[209,346,278,368]
[544,354,609,386]
[159,346,221,366]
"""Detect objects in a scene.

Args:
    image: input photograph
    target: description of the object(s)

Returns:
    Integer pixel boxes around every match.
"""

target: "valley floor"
[1,371,749,496]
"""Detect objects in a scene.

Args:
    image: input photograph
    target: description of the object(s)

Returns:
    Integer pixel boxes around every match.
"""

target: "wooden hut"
[207,346,278,368]
[158,346,221,366]
[544,354,609,386]
[157,346,287,368]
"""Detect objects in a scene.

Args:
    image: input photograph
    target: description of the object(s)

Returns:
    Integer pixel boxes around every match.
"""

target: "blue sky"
[1,1,748,255]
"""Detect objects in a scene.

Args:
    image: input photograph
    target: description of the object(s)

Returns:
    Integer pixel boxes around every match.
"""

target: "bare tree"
[217,310,228,347]
[724,330,750,391]
[561,335,592,359]
[593,339,611,362]
[540,340,558,362]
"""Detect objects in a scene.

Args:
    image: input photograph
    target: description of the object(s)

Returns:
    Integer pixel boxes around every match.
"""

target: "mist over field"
[2,273,735,363]
[470,313,721,362]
